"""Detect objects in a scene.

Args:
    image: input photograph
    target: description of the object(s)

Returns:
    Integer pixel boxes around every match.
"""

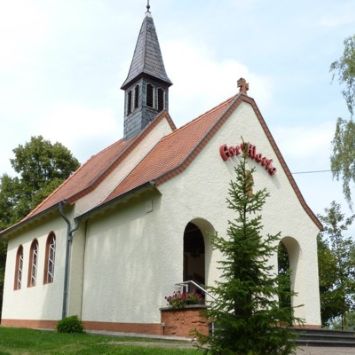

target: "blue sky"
[0,0,354,230]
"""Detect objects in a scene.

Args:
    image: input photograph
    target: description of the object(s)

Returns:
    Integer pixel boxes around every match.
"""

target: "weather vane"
[146,0,151,13]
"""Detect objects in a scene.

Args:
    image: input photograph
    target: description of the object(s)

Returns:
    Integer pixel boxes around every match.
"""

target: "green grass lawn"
[0,327,201,354]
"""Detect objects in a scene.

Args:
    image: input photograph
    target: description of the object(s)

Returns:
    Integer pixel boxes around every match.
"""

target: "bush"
[56,315,84,333]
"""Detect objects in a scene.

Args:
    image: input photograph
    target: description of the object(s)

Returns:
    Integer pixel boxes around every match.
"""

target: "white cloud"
[318,14,355,28]
[0,1,49,68]
[273,121,334,162]
[36,104,120,160]
[163,39,273,124]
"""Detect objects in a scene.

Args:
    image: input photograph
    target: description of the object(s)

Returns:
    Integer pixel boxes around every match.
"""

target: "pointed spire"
[121,10,172,90]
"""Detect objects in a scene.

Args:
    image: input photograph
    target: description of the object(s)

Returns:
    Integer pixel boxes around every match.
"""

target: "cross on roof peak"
[237,77,249,95]
[146,0,151,13]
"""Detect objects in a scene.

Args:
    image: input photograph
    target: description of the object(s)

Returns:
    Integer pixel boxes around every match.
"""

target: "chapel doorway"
[277,241,292,309]
[183,222,205,287]
[277,237,300,311]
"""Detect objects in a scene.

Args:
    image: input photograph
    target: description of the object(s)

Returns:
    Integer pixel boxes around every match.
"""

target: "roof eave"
[0,201,70,239]
[121,72,173,90]
[76,181,158,223]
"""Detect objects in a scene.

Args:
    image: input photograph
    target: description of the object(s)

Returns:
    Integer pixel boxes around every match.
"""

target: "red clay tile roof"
[24,111,176,221]
[103,94,322,230]
[25,138,129,219]
[6,93,321,235]
[105,95,236,201]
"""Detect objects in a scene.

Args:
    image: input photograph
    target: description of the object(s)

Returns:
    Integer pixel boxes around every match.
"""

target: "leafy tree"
[330,35,355,205]
[0,136,80,316]
[330,311,355,331]
[330,35,355,117]
[204,146,299,355]
[0,175,22,230]
[318,201,355,329]
[0,136,79,227]
[331,119,355,205]
[317,234,341,326]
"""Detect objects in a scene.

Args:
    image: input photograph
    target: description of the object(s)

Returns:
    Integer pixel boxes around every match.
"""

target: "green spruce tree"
[206,145,299,355]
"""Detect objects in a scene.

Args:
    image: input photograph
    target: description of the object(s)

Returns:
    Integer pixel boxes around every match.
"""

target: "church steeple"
[121,5,172,139]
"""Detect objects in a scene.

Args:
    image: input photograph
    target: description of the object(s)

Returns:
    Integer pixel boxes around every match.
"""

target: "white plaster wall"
[157,102,321,325]
[81,101,321,326]
[75,118,173,216]
[81,195,181,324]
[2,216,67,321]
[67,222,86,317]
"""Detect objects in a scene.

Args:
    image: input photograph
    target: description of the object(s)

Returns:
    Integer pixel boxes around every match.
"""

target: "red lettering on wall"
[219,145,230,161]
[220,143,277,176]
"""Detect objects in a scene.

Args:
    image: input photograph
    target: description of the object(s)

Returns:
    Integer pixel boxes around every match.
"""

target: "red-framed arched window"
[44,232,56,284]
[28,239,39,287]
[14,245,24,290]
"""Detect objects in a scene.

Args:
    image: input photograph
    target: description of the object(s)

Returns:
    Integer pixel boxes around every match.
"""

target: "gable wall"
[157,101,321,325]
[74,117,173,216]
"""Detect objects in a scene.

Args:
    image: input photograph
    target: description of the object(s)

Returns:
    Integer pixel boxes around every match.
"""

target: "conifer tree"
[206,146,299,355]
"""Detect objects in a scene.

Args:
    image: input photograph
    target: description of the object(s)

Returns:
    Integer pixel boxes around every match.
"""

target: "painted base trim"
[1,319,58,329]
[1,319,163,335]
[1,318,321,334]
[82,321,163,335]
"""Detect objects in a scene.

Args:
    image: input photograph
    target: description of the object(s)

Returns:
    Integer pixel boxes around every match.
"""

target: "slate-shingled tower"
[121,6,172,139]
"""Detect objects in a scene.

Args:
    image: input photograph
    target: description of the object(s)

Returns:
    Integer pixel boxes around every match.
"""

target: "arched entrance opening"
[278,237,300,310]
[183,222,205,286]
[278,242,291,309]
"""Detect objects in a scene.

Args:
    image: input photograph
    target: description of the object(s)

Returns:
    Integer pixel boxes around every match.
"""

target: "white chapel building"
[1,7,322,333]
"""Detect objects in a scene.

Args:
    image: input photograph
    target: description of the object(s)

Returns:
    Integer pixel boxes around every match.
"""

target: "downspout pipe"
[58,201,80,320]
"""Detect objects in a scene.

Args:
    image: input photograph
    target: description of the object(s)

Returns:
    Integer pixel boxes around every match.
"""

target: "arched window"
[127,90,132,115]
[147,84,154,107]
[157,88,164,112]
[44,233,56,284]
[134,85,139,109]
[14,245,24,290]
[28,239,39,287]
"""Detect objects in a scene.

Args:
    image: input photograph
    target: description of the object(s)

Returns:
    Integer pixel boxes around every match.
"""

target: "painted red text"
[220,143,277,176]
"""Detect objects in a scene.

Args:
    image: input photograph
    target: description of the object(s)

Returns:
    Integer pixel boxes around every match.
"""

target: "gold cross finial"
[237,78,249,95]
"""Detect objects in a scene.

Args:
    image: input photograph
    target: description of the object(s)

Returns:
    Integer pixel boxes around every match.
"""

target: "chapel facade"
[0,6,322,333]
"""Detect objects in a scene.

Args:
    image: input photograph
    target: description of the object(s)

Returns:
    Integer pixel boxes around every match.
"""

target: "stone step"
[293,329,355,347]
